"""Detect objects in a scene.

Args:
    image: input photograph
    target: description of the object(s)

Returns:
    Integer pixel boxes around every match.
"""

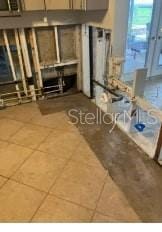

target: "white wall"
[80,0,129,57]
[112,0,129,57]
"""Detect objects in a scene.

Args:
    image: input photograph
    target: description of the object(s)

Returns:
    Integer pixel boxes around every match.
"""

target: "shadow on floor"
[38,93,162,222]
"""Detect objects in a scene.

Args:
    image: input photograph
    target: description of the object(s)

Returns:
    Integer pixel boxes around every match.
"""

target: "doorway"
[147,0,162,77]
[123,0,162,82]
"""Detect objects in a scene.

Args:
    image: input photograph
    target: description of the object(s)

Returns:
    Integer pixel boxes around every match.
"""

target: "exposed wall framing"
[0,24,81,104]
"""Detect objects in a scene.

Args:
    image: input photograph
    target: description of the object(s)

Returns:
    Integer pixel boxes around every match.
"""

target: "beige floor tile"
[0,143,33,177]
[0,107,15,119]
[38,130,82,160]
[30,111,77,132]
[0,140,8,151]
[71,139,103,168]
[10,124,51,149]
[0,118,23,141]
[0,176,7,188]
[4,104,40,123]
[0,180,45,222]
[96,176,140,222]
[13,151,67,192]
[32,195,93,222]
[93,212,116,222]
[50,161,107,210]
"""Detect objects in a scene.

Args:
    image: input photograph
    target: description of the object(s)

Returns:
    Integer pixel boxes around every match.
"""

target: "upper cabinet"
[45,0,70,10]
[72,0,83,10]
[21,0,109,11]
[73,0,109,10]
[85,0,109,10]
[0,0,21,16]
[22,0,45,11]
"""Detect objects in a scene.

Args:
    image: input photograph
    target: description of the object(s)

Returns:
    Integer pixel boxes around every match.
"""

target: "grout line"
[0,177,10,192]
[48,193,94,213]
[30,129,53,152]
[90,172,109,222]
[9,150,36,179]
[29,160,71,221]
[30,140,97,219]
[0,103,109,222]
[1,109,80,132]
[0,137,35,152]
[93,210,141,223]
[0,174,9,179]
[29,140,81,222]
[0,104,66,134]
[5,127,53,152]
[2,122,25,142]
[1,112,38,124]
[7,126,56,182]
[8,178,48,195]
[28,193,49,223]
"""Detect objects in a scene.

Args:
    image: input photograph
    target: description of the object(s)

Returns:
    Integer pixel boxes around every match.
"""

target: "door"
[124,0,162,80]
[148,0,162,76]
[123,0,154,81]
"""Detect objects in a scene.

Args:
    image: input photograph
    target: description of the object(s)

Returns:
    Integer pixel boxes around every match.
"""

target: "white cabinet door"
[73,0,108,10]
[72,0,83,10]
[147,0,162,77]
[45,0,70,10]
[22,0,45,10]
[150,9,162,76]
[86,0,108,10]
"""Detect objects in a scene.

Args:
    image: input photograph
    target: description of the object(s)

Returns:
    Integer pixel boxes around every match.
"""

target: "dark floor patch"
[38,93,162,222]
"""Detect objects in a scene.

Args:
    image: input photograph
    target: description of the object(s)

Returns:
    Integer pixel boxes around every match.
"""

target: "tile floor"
[0,103,140,222]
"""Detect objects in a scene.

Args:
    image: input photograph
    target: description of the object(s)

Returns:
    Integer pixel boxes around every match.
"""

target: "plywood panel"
[36,27,57,65]
[58,26,77,62]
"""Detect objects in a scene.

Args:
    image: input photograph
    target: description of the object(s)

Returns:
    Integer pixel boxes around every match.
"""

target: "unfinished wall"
[58,25,77,62]
[0,0,129,58]
[36,27,57,65]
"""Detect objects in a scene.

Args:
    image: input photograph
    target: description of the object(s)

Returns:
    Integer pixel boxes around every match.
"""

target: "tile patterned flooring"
[0,103,140,222]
